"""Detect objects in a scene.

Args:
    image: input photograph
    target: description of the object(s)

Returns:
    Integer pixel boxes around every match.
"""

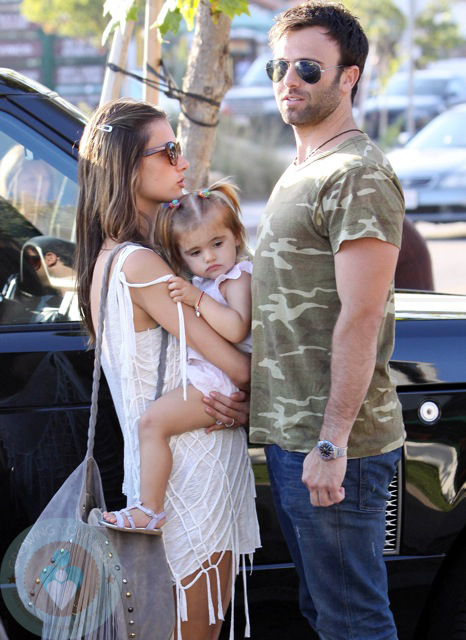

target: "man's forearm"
[319,308,384,445]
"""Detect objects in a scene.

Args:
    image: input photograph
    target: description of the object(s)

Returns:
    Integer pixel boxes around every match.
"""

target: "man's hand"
[302,448,346,507]
[167,276,200,307]
[203,390,249,433]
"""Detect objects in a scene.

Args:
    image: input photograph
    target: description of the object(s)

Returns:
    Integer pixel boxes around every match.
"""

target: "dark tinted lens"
[166,142,179,166]
[266,60,288,83]
[296,60,321,84]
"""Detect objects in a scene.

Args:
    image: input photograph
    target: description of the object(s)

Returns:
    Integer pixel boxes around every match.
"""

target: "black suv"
[1,69,466,640]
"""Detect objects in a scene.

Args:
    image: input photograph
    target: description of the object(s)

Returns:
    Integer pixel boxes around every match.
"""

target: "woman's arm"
[123,250,250,390]
[203,390,250,431]
[167,272,251,343]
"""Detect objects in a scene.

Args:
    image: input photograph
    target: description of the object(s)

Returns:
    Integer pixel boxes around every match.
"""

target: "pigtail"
[206,179,248,257]
[208,179,241,215]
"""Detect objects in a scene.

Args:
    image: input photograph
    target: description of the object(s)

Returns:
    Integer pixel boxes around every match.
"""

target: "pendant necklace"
[294,128,363,166]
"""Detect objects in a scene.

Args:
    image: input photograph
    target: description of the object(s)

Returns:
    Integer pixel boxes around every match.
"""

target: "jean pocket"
[359,451,400,512]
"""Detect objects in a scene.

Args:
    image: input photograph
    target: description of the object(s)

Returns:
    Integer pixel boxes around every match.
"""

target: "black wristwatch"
[317,440,348,461]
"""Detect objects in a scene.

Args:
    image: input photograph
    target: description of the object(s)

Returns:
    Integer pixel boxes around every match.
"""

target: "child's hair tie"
[198,189,210,198]
[169,199,180,209]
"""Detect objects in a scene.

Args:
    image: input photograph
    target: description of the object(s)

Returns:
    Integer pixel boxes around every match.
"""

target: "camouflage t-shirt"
[250,134,405,457]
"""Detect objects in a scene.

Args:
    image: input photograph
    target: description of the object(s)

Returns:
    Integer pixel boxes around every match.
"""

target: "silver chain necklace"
[294,128,363,166]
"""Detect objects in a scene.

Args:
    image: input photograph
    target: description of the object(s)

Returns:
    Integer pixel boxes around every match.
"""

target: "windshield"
[386,75,449,97]
[407,109,466,148]
[239,54,270,87]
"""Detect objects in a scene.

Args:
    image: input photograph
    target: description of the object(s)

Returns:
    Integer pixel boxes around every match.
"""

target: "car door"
[0,99,124,590]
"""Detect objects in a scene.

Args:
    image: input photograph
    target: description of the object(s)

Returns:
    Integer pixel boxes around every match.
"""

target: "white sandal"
[101,499,166,535]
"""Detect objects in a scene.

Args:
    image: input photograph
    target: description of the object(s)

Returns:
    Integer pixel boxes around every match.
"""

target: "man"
[249,2,405,639]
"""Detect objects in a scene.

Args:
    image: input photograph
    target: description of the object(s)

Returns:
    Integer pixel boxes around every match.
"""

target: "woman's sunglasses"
[266,59,345,85]
[142,141,181,166]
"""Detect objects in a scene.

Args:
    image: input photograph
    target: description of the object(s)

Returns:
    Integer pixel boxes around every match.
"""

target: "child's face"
[178,209,240,279]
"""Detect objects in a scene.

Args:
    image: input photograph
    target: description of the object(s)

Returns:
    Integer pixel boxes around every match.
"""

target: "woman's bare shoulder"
[122,246,174,284]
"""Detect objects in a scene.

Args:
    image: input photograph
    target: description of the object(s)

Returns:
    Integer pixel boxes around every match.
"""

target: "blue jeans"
[265,444,401,640]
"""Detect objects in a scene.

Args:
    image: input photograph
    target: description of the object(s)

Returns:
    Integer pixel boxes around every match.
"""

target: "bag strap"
[85,241,135,459]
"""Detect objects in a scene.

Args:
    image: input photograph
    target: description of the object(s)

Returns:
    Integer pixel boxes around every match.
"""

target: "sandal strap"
[146,512,166,529]
[112,510,125,528]
[134,499,166,530]
[134,499,155,518]
[123,507,136,529]
[111,508,136,529]
[109,502,165,530]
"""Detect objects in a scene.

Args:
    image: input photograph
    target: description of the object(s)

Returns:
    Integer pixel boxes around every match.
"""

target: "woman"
[75,98,260,640]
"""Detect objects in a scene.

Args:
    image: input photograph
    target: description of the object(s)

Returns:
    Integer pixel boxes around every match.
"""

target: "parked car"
[220,52,294,144]
[387,103,466,223]
[427,57,466,72]
[362,68,466,140]
[1,69,466,640]
[221,52,275,125]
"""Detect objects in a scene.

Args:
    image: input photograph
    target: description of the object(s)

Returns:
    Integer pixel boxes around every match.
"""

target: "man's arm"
[301,236,400,507]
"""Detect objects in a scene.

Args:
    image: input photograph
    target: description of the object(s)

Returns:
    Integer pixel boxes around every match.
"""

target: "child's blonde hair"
[155,178,248,275]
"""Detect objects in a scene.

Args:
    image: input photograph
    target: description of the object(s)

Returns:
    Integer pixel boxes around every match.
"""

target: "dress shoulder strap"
[113,243,187,400]
[115,244,174,288]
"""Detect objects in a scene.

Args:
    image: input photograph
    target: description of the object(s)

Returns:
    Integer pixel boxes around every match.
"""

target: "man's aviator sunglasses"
[266,59,345,85]
[143,141,181,166]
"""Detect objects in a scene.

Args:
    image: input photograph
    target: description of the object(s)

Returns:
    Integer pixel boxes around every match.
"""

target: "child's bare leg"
[103,385,215,528]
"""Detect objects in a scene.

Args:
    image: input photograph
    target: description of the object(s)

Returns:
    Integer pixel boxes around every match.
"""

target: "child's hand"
[167,276,201,307]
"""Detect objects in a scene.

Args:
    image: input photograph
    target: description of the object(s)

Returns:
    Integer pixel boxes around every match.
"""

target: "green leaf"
[102,0,138,43]
[179,0,199,31]
[154,3,183,36]
[152,0,249,35]
[126,4,138,21]
[215,0,249,20]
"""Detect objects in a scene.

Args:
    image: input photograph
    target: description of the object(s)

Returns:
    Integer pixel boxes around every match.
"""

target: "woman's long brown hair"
[75,98,166,343]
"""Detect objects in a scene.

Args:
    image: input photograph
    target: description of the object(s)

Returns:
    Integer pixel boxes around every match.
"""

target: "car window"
[386,75,449,97]
[407,109,466,149]
[0,111,80,325]
[239,53,270,87]
[445,78,466,99]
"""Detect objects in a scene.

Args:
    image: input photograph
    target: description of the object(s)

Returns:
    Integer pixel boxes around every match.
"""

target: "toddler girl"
[104,180,252,532]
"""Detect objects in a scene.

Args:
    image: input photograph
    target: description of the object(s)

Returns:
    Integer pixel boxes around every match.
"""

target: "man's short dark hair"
[269,1,369,102]
[27,236,76,268]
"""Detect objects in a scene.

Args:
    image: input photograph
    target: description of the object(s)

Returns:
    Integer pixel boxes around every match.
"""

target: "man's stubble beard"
[278,78,342,127]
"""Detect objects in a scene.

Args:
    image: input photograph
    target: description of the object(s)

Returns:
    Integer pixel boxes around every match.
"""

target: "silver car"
[387,103,466,222]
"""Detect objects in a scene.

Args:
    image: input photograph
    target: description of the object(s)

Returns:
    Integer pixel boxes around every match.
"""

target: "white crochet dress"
[100,245,261,639]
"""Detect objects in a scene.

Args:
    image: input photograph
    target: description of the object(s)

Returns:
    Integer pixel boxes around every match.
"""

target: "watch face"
[319,441,334,459]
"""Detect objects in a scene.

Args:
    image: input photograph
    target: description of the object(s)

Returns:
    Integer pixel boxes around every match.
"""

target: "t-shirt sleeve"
[321,165,405,254]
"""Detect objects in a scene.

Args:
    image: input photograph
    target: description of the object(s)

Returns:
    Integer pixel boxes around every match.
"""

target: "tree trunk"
[100,21,134,105]
[177,0,232,189]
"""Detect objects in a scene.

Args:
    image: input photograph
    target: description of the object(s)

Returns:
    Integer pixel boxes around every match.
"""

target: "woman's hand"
[167,276,200,307]
[203,390,250,433]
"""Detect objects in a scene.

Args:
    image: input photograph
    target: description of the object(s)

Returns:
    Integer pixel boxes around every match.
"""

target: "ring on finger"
[225,417,235,428]
[215,420,223,426]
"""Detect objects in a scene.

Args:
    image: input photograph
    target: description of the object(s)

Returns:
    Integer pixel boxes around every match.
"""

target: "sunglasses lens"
[166,142,179,166]
[296,60,321,84]
[266,60,322,84]
[266,60,288,83]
